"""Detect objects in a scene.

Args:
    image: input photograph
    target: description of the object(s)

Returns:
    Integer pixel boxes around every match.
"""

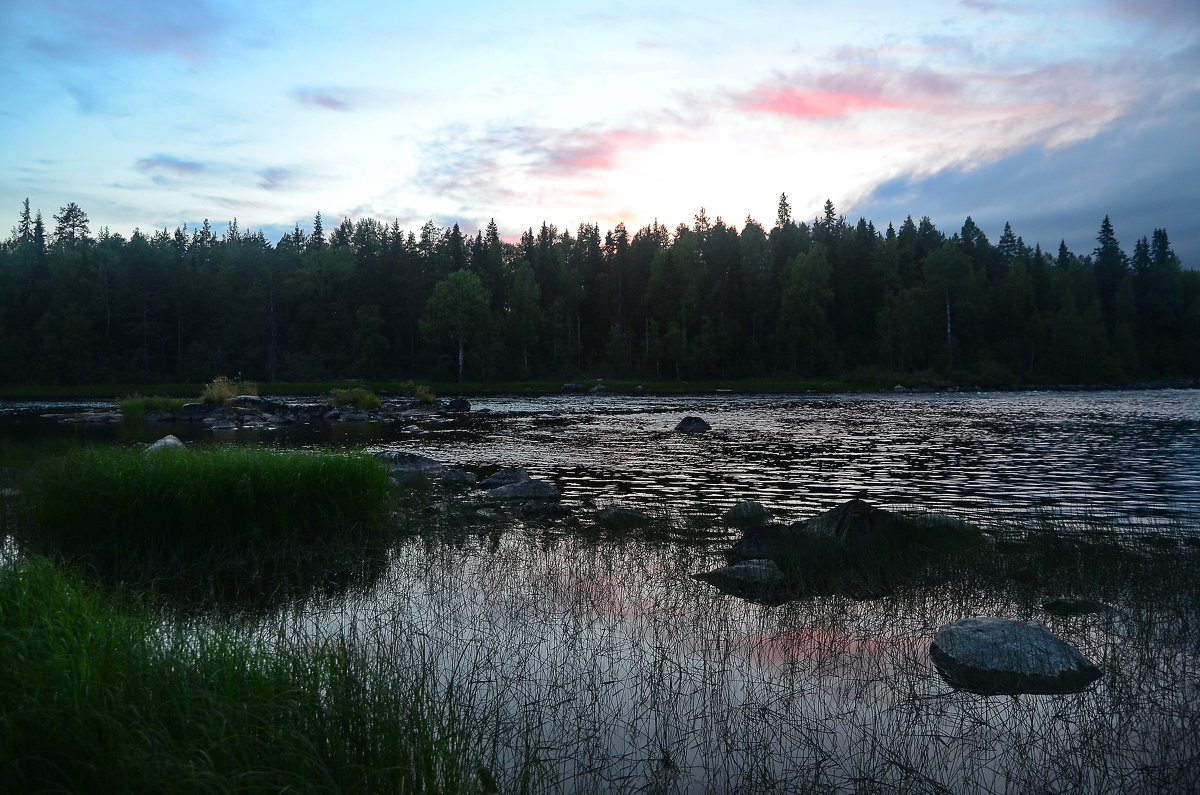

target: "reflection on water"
[4,390,1199,528]
[282,529,1199,793]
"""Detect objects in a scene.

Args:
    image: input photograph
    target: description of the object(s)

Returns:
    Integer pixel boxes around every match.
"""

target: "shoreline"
[0,376,1197,402]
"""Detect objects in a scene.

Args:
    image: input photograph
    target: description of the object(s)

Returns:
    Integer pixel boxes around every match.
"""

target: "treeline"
[1,196,1196,387]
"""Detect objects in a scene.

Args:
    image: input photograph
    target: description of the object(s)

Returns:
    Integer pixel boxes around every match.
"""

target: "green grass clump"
[118,394,188,420]
[200,375,258,405]
[19,446,391,555]
[329,387,383,410]
[0,558,483,793]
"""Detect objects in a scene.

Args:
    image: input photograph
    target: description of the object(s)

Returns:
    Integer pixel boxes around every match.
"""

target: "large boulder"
[595,505,652,530]
[443,397,471,412]
[486,478,560,501]
[726,499,989,595]
[930,617,1102,695]
[724,500,771,528]
[675,416,711,434]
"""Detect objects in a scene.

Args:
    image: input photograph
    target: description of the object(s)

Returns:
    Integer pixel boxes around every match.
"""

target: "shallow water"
[10,389,1196,529]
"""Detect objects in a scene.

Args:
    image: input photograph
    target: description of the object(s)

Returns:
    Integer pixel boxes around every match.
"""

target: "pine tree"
[307,212,326,251]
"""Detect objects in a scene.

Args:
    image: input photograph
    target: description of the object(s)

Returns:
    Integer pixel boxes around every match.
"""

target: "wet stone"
[486,478,560,501]
[479,467,530,489]
[724,500,771,528]
[930,617,1102,695]
[675,416,711,434]
[595,505,652,530]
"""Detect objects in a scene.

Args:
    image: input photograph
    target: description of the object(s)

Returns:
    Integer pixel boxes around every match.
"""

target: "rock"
[1042,597,1111,616]
[178,402,212,421]
[595,505,652,530]
[441,469,477,488]
[632,385,645,395]
[930,617,1102,695]
[675,416,711,434]
[378,451,443,471]
[478,467,529,489]
[724,500,771,528]
[728,522,836,565]
[692,559,788,600]
[444,397,471,412]
[804,499,984,552]
[560,383,579,393]
[589,384,608,394]
[145,435,186,454]
[486,478,560,501]
[391,469,431,487]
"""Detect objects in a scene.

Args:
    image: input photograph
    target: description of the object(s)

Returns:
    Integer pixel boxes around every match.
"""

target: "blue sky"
[2,0,1197,263]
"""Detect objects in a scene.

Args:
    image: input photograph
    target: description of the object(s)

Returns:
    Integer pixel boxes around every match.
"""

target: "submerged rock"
[443,397,471,412]
[478,467,529,489]
[144,434,186,454]
[595,505,652,530]
[441,469,478,488]
[724,500,771,528]
[930,617,1102,695]
[692,559,788,601]
[486,478,560,501]
[675,416,711,434]
[378,451,443,471]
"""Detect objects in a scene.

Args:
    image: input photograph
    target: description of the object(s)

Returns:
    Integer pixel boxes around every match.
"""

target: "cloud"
[740,87,913,118]
[853,91,1200,266]
[411,122,662,216]
[135,154,206,177]
[489,126,661,176]
[257,167,298,191]
[290,86,371,112]
[22,0,233,62]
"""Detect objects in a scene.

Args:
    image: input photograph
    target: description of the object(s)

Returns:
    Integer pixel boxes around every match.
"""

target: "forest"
[0,195,1195,387]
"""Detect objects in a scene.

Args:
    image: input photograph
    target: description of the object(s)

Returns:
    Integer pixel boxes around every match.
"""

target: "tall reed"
[0,558,485,793]
[17,446,391,558]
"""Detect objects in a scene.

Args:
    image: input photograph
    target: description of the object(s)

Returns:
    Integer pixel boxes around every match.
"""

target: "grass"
[329,386,383,410]
[200,375,259,405]
[0,557,487,793]
[118,394,189,419]
[15,449,388,566]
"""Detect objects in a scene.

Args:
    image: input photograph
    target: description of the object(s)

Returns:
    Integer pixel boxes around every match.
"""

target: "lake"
[4,389,1199,792]
[8,388,1198,531]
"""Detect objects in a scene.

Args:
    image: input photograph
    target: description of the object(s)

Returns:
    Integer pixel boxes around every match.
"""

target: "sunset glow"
[1,0,1196,259]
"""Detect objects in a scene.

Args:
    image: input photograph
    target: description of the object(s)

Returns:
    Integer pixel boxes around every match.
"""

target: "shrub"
[399,380,437,404]
[200,376,258,405]
[329,387,382,410]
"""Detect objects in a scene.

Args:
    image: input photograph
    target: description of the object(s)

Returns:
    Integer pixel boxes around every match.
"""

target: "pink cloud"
[530,128,660,174]
[742,87,912,118]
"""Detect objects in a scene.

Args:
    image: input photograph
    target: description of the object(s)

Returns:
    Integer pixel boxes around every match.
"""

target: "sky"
[1,0,1197,264]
